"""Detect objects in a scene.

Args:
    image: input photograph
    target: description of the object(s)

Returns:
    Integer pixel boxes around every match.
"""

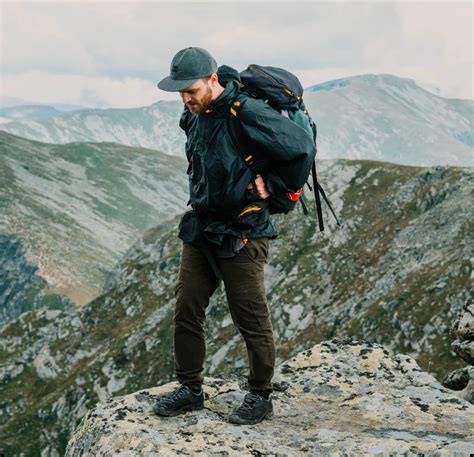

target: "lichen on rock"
[66,339,473,456]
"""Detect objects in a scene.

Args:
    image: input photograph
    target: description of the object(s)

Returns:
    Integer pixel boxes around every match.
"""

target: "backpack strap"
[308,120,341,231]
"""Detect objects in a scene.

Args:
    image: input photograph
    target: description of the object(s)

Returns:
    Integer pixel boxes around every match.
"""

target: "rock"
[458,379,474,404]
[65,340,473,456]
[444,299,474,402]
[452,339,474,365]
[450,299,474,341]
[443,366,473,391]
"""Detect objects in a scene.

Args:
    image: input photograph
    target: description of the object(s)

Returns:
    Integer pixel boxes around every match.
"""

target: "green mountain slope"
[0,160,472,456]
[0,131,188,306]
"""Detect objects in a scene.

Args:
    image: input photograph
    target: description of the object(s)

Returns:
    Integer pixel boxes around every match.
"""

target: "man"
[154,47,315,424]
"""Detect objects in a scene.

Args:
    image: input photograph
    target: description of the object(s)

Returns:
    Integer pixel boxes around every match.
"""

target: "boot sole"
[228,409,274,425]
[153,402,204,417]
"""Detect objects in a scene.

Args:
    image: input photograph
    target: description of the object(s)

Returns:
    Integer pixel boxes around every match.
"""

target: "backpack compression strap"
[229,98,259,200]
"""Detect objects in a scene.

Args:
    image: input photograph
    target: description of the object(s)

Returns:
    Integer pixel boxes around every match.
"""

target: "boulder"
[452,339,474,365]
[444,299,474,402]
[66,339,473,455]
[450,299,474,341]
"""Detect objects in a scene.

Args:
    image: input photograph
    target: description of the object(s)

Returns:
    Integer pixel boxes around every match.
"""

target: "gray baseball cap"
[157,47,218,92]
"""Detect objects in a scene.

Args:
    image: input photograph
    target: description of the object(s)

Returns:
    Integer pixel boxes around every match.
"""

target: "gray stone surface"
[444,299,474,403]
[451,299,474,341]
[452,339,474,365]
[66,340,474,456]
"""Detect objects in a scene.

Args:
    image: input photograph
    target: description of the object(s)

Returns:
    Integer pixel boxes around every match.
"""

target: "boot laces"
[238,393,262,412]
[170,384,192,400]
[162,384,192,403]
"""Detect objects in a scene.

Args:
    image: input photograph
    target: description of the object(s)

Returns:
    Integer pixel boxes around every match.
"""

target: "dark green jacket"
[178,65,315,247]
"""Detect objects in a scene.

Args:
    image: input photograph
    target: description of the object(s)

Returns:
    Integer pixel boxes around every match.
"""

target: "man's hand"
[247,174,271,199]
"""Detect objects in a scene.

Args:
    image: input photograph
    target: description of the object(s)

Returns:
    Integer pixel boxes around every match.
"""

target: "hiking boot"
[228,392,274,425]
[152,384,204,417]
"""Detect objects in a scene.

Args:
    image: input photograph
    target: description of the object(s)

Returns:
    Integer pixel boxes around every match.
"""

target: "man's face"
[179,78,213,114]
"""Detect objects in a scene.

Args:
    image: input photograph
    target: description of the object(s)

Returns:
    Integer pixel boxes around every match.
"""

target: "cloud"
[1,71,173,108]
[1,1,472,107]
[0,2,403,75]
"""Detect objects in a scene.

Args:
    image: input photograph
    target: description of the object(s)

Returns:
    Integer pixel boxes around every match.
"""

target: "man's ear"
[210,73,219,86]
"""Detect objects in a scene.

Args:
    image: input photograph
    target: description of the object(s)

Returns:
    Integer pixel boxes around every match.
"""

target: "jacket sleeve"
[179,106,190,133]
[237,97,316,196]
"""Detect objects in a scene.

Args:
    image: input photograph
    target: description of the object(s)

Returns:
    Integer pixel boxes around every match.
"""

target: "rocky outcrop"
[66,340,473,456]
[443,299,474,403]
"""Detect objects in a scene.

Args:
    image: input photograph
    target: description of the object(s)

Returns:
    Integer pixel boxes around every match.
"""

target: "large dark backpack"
[229,64,339,231]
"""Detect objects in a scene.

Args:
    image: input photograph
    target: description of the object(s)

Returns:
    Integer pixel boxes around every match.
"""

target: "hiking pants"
[174,238,275,395]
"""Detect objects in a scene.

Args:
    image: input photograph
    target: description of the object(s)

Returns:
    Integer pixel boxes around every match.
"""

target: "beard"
[187,85,213,114]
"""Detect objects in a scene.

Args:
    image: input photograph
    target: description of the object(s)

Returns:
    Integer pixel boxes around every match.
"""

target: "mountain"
[48,104,89,113]
[0,105,63,125]
[1,100,185,156]
[0,131,188,306]
[305,74,474,166]
[65,340,474,455]
[0,96,37,108]
[1,159,471,456]
[1,74,473,166]
[0,105,87,125]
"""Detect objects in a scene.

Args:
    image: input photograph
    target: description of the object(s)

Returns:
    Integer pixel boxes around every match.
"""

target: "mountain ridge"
[306,73,472,101]
[2,74,472,166]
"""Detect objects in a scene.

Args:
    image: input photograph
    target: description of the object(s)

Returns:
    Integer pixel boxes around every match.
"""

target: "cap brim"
[157,76,199,92]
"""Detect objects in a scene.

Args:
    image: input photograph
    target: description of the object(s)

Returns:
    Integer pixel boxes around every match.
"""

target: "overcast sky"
[1,0,472,108]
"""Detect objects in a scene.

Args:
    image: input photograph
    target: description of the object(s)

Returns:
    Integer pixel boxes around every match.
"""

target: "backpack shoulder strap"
[228,95,260,200]
[228,95,255,167]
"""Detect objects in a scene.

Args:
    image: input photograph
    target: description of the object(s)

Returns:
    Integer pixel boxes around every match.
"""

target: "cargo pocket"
[242,238,269,264]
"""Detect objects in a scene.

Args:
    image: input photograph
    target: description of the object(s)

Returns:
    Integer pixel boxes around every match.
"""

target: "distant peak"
[305,74,419,93]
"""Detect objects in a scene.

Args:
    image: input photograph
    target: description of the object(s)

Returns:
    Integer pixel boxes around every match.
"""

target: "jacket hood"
[217,65,241,87]
[205,65,241,115]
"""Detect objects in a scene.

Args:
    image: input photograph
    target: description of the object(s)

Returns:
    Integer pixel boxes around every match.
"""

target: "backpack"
[229,64,339,231]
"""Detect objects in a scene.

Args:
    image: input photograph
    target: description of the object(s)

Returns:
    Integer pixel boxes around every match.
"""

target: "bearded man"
[153,47,315,424]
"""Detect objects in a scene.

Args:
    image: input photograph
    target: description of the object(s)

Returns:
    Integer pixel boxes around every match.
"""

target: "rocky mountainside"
[1,74,472,166]
[1,100,185,156]
[0,131,188,305]
[0,159,472,456]
[65,340,474,456]
[0,235,72,326]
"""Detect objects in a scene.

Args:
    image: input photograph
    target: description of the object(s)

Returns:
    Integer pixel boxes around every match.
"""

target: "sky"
[0,0,473,108]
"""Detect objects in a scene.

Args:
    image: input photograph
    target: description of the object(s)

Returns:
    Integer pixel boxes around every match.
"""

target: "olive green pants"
[174,238,275,395]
